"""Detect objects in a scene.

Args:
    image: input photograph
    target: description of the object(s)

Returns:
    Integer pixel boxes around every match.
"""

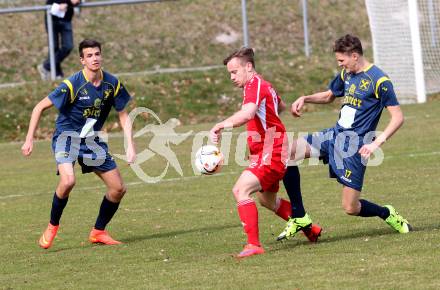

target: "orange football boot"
[39,223,59,249]
[89,228,122,245]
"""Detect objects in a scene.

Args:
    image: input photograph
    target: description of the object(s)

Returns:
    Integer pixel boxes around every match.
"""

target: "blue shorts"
[52,132,117,174]
[305,127,366,191]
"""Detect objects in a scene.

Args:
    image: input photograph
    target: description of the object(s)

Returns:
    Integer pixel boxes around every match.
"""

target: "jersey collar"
[363,64,374,72]
[82,69,103,83]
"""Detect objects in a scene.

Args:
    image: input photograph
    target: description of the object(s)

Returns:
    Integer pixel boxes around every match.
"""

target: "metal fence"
[0,0,311,83]
[0,0,255,81]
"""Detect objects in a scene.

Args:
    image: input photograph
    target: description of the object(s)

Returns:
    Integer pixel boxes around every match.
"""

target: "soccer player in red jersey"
[210,47,320,258]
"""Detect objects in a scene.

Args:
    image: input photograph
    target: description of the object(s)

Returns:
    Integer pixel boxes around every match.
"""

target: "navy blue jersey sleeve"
[48,82,70,110]
[379,80,399,107]
[113,81,131,112]
[328,73,345,97]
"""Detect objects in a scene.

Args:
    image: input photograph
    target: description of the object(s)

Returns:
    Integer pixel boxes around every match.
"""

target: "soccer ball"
[194,145,224,175]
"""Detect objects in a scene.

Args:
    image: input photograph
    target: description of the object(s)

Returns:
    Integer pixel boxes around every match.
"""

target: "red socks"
[275,197,292,221]
[237,199,260,246]
[237,198,294,246]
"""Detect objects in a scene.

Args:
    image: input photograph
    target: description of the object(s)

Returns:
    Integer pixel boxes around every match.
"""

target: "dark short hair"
[79,39,102,57]
[333,34,363,55]
[223,47,255,68]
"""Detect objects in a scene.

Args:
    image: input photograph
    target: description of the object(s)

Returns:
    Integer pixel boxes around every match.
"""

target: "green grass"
[1,100,440,289]
[1,1,440,288]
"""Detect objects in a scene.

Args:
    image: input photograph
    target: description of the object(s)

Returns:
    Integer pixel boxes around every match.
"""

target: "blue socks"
[283,166,306,218]
[95,196,120,230]
[358,199,390,220]
[50,192,69,226]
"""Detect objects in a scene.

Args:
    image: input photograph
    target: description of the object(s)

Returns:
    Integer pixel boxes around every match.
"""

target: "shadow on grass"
[267,222,434,252]
[120,223,239,243]
[42,223,435,253]
[44,223,239,253]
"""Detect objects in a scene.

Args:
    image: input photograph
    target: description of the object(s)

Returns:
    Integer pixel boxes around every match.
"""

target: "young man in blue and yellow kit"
[278,34,412,240]
[22,39,136,249]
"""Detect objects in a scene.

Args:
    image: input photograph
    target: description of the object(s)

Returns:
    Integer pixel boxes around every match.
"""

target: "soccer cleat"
[384,205,412,233]
[277,213,313,241]
[236,244,265,258]
[39,223,59,249]
[302,224,322,243]
[89,228,122,245]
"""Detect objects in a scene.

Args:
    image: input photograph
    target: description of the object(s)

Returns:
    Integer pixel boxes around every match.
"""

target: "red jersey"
[243,74,286,156]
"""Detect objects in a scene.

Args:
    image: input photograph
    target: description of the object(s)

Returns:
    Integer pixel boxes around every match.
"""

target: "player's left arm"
[118,110,136,164]
[359,79,404,159]
[359,105,404,159]
[210,103,257,144]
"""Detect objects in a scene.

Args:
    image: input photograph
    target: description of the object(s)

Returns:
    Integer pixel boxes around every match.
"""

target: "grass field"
[1,100,439,289]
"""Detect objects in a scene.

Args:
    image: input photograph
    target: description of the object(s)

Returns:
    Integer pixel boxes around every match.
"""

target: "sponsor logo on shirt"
[342,95,362,108]
[348,84,356,96]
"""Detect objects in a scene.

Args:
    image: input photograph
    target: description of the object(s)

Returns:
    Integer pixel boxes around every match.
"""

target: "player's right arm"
[21,97,54,156]
[210,103,258,144]
[291,90,335,117]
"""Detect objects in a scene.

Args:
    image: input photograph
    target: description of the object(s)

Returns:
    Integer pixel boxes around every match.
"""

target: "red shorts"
[245,151,287,193]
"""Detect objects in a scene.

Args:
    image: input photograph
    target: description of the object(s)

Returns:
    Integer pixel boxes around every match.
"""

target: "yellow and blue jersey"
[304,65,400,191]
[48,69,131,135]
[329,64,399,136]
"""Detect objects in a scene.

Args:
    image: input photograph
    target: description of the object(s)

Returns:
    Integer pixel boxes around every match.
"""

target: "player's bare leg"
[289,137,312,165]
[95,168,126,203]
[55,163,76,198]
[341,186,362,215]
[256,191,277,211]
[89,168,126,245]
[232,170,265,258]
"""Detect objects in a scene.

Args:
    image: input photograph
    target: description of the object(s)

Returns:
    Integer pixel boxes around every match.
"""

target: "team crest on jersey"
[94,98,102,108]
[348,84,356,96]
[359,79,371,91]
[104,89,112,100]
[80,88,88,96]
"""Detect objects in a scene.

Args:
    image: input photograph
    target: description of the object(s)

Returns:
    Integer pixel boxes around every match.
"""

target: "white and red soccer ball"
[194,145,224,175]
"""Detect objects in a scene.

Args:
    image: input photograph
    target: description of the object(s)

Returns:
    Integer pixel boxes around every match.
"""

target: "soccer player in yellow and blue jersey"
[22,39,136,249]
[278,34,412,241]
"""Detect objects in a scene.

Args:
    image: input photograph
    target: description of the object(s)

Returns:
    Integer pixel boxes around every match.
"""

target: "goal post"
[365,0,440,104]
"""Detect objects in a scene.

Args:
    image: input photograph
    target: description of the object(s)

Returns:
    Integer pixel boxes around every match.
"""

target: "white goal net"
[365,0,440,103]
